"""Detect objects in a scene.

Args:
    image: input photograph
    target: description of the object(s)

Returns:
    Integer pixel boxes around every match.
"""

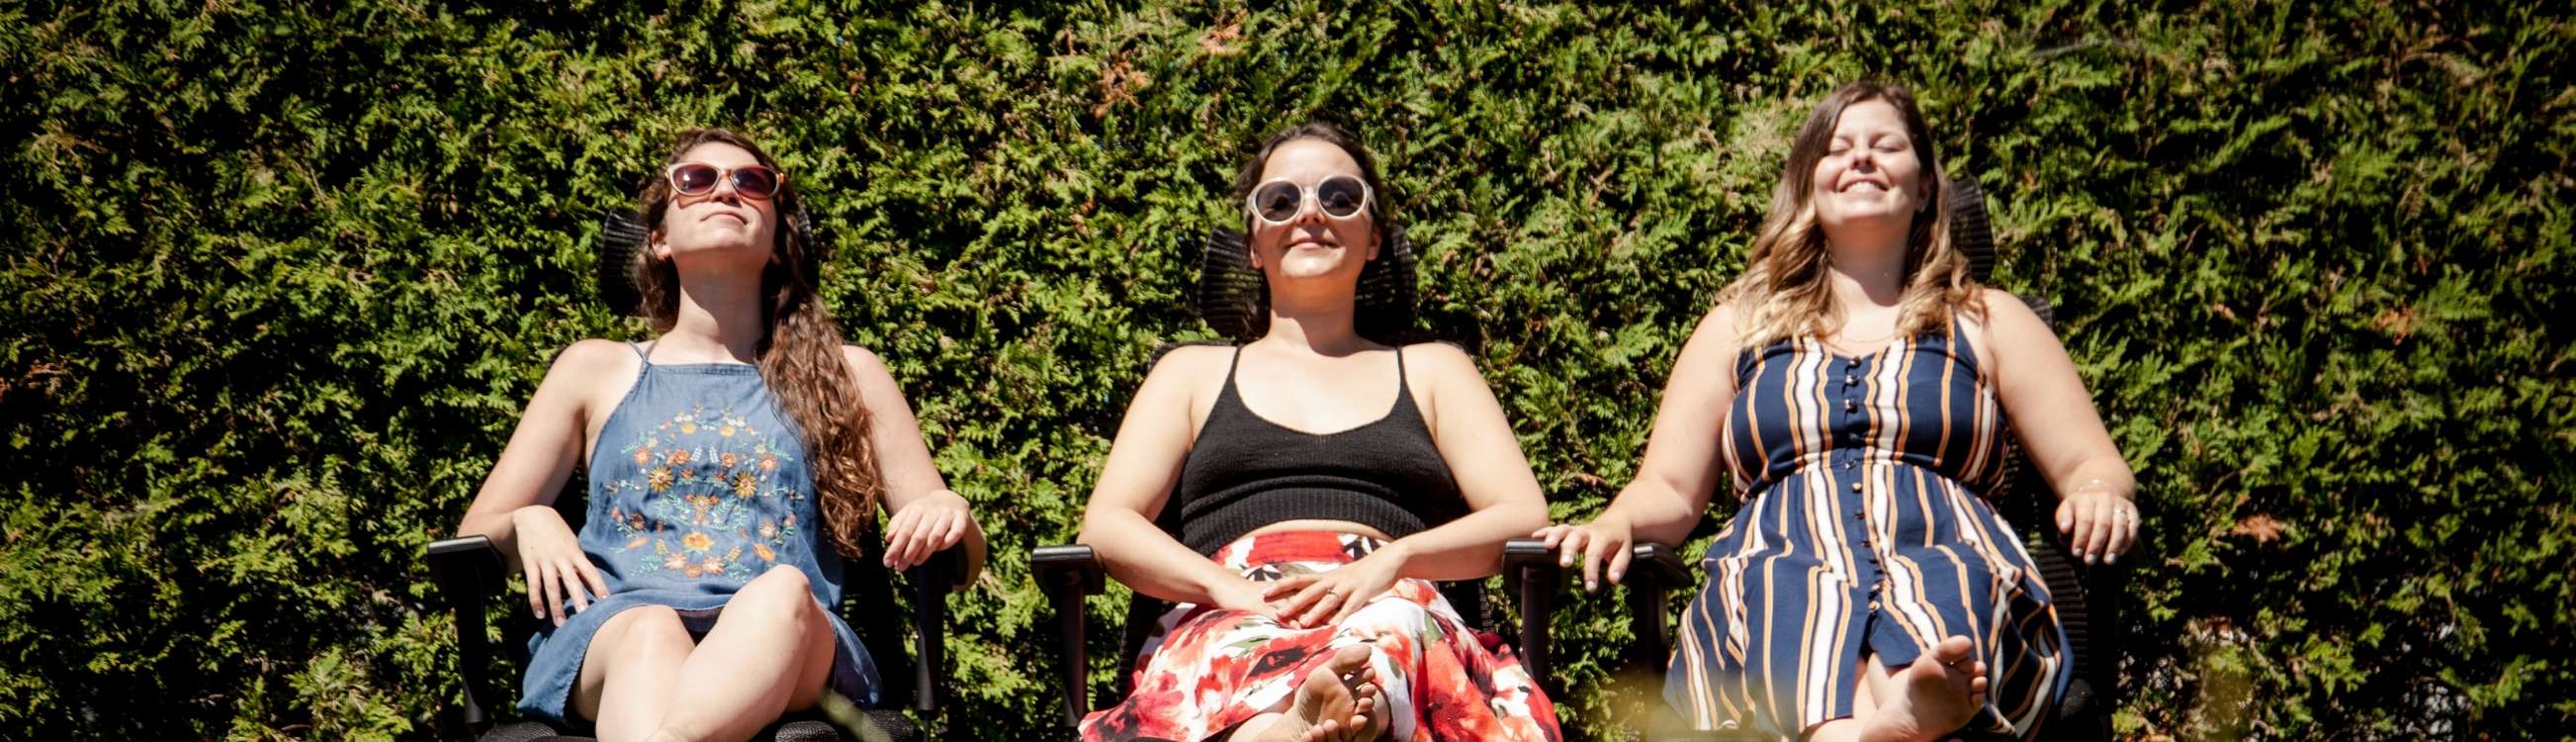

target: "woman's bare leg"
[645,566,839,742]
[573,605,694,741]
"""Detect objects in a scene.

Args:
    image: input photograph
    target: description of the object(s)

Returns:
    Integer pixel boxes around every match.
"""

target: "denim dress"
[517,342,878,727]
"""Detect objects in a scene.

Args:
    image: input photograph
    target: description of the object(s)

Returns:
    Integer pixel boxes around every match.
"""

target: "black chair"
[424,209,962,741]
[1510,178,2128,742]
[1028,346,1572,731]
[426,529,964,742]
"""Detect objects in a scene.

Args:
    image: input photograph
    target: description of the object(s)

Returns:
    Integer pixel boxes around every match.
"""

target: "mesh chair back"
[1950,176,2116,738]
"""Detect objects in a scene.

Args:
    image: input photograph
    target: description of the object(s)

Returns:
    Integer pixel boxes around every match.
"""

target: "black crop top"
[1169,345,1468,555]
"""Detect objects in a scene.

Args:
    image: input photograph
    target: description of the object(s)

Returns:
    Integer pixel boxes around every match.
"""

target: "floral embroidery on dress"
[606,406,802,581]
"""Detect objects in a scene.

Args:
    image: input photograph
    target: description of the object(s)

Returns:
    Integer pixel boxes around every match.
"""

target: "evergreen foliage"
[3,1,2567,738]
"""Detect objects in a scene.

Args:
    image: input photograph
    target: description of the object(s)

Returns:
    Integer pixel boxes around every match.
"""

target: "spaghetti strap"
[1394,344,1408,394]
[626,340,656,378]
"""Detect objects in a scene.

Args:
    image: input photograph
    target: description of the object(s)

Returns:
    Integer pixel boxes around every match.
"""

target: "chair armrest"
[426,535,509,732]
[1500,537,1695,682]
[1032,544,1105,728]
[900,545,966,713]
[1499,538,1562,694]
[1623,543,1691,674]
[2080,536,2131,713]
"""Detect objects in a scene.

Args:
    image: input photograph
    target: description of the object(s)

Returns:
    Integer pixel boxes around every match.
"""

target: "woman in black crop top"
[1073,123,1562,742]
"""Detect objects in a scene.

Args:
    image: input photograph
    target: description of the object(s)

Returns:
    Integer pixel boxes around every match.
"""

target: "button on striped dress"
[1665,323,2070,739]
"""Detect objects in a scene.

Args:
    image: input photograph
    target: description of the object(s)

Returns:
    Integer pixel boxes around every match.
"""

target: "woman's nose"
[1290,197,1326,226]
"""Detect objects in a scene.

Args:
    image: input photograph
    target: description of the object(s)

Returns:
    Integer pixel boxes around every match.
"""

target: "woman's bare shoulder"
[542,338,645,391]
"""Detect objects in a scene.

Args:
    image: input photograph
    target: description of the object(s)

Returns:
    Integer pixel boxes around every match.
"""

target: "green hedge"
[3,1,2568,739]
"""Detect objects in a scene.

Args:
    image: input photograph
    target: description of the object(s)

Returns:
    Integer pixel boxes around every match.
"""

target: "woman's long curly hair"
[631,128,880,557]
[1720,81,1984,346]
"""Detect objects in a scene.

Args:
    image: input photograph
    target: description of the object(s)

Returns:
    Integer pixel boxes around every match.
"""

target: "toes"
[1931,635,1976,664]
[1326,643,1375,673]
[1340,667,1376,693]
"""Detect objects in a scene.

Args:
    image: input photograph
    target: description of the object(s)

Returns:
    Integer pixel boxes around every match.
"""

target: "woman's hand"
[882,489,973,571]
[1207,577,1285,620]
[511,506,607,626]
[1267,547,1409,628]
[2055,487,2140,565]
[1533,514,1636,592]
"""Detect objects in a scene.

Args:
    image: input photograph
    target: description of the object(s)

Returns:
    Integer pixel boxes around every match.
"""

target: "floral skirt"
[1078,531,1561,742]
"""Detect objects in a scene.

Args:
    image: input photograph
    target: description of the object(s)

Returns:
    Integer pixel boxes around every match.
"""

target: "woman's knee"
[612,604,691,643]
[731,566,822,625]
[591,605,693,672]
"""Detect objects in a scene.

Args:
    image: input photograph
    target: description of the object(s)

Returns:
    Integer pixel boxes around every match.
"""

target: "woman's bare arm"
[1367,342,1553,582]
[1538,304,1741,589]
[1076,347,1274,611]
[1981,290,2139,562]
[457,339,631,622]
[844,345,987,585]
[457,339,630,562]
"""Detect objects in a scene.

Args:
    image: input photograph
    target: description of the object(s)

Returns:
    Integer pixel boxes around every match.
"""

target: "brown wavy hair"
[631,128,881,557]
[1719,81,1984,346]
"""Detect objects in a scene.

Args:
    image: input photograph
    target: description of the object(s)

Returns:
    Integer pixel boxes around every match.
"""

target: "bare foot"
[1256,644,1377,742]
[1861,636,1989,742]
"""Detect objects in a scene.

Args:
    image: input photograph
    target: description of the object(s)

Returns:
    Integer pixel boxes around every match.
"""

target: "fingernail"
[1609,570,1623,582]
[2106,552,2120,564]
[1585,580,1597,591]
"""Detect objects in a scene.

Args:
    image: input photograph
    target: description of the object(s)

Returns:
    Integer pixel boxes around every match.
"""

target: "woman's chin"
[1817,205,1912,232]
[665,239,770,265]
[1273,256,1352,281]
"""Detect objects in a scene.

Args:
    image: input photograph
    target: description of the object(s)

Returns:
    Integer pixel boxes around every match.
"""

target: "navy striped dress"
[1665,321,2069,739]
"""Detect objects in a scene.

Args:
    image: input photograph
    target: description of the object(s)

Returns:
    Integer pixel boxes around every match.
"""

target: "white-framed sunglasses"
[1244,175,1373,226]
[664,162,787,199]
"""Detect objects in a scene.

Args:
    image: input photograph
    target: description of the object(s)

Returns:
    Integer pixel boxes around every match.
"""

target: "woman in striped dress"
[1533,81,2142,741]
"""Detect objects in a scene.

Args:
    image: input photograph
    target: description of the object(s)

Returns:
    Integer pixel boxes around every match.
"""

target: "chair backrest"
[1950,177,2120,732]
